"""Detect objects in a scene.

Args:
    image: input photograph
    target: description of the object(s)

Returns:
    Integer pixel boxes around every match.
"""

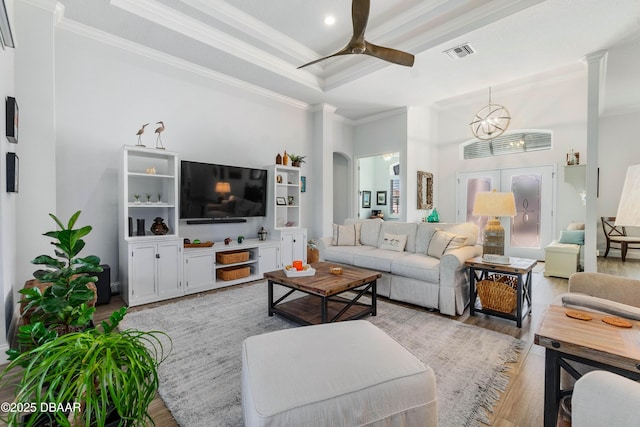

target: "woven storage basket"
[476,274,517,313]
[217,265,250,281]
[216,250,250,265]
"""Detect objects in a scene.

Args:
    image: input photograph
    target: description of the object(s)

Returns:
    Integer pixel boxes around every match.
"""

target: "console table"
[465,256,536,328]
[535,305,640,427]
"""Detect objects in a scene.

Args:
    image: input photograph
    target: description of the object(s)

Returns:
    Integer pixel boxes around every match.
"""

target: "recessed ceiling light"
[324,15,336,26]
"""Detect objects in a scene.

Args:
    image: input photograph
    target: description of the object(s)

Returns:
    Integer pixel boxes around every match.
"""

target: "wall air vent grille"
[461,130,552,160]
[444,43,475,59]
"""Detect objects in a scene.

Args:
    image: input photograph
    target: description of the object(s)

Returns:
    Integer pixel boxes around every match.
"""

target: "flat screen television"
[180,160,268,220]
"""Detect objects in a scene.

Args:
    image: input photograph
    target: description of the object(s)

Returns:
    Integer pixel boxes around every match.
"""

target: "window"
[461,130,552,160]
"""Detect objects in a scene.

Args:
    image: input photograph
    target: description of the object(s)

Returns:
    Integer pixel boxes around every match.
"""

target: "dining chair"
[601,217,640,262]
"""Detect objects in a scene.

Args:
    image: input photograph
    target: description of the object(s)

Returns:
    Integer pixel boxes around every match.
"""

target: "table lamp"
[615,164,640,227]
[472,190,517,262]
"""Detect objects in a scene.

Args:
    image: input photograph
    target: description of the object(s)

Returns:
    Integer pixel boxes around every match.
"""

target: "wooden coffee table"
[263,262,381,325]
[535,305,640,427]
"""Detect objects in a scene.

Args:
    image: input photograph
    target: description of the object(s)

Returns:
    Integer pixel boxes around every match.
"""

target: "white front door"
[457,165,556,260]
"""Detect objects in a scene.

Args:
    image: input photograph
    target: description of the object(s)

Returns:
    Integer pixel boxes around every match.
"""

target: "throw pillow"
[427,229,467,259]
[332,224,357,246]
[567,222,585,230]
[558,229,585,245]
[378,233,408,252]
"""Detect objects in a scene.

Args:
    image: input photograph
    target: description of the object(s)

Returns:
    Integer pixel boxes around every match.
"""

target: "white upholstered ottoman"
[544,240,581,278]
[241,320,437,426]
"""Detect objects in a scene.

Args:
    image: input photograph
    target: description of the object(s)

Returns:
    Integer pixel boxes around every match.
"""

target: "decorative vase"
[283,150,288,166]
[276,153,282,165]
[136,219,146,236]
[150,217,169,235]
[237,236,244,244]
[427,208,439,223]
[292,161,300,167]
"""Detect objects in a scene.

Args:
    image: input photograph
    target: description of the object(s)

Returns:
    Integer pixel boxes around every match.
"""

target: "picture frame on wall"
[276,197,287,206]
[5,96,18,143]
[6,152,18,192]
[362,191,371,208]
[377,191,387,205]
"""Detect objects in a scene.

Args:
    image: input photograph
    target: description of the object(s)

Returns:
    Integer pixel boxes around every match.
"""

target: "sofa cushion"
[567,222,585,230]
[379,233,408,252]
[390,253,440,283]
[353,249,407,272]
[427,229,467,259]
[377,222,418,252]
[345,218,383,247]
[332,223,359,246]
[323,245,375,265]
[415,223,439,254]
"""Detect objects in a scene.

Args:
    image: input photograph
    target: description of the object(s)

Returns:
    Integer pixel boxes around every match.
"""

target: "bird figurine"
[135,123,149,147]
[155,121,165,149]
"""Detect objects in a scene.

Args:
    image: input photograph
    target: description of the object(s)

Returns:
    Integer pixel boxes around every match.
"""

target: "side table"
[465,256,536,328]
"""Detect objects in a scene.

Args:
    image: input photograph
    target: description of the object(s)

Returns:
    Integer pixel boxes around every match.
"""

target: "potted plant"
[0,307,172,427]
[15,211,102,351]
[287,153,306,167]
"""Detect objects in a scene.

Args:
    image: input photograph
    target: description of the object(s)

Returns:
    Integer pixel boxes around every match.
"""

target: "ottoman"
[241,320,437,426]
[544,240,581,278]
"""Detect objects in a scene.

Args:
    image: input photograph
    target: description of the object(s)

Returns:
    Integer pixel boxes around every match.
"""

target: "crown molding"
[20,0,58,12]
[110,0,323,92]
[353,107,408,126]
[56,18,310,112]
[310,104,337,114]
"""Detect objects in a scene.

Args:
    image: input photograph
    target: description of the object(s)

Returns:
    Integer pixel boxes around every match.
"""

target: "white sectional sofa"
[317,218,481,316]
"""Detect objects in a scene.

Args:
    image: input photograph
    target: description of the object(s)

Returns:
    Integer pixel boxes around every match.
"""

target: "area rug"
[120,282,523,427]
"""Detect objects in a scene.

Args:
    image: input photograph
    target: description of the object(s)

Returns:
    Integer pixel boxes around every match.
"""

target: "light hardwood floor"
[2,257,638,427]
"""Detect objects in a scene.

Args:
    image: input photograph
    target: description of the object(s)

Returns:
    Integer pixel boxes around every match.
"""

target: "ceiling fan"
[298,0,415,69]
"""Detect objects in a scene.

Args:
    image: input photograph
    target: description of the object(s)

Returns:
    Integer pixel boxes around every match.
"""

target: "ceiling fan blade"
[351,0,370,44]
[364,41,415,67]
[297,47,351,69]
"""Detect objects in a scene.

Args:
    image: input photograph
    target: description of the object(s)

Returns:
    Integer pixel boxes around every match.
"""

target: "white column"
[312,104,336,238]
[582,51,607,272]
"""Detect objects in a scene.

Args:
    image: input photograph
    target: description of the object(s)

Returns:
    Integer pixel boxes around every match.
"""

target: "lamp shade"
[215,182,231,193]
[472,191,517,217]
[615,164,640,227]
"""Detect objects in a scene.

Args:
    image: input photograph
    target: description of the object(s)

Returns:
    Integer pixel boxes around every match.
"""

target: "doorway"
[456,165,556,260]
[357,153,400,220]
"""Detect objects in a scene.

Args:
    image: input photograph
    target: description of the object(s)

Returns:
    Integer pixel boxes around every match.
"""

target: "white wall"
[0,0,16,361]
[435,64,589,231]
[12,17,316,289]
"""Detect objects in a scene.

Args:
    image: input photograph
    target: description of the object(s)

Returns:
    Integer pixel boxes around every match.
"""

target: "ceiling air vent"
[444,43,475,60]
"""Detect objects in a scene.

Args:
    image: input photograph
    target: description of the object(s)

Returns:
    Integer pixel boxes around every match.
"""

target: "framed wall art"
[5,96,18,143]
[362,191,371,208]
[6,152,18,192]
[276,197,287,206]
[377,191,387,205]
[301,176,306,192]
[417,171,433,209]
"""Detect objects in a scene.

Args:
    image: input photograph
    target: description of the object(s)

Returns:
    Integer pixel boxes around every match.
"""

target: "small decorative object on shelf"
[150,217,169,235]
[276,174,283,184]
[224,237,232,245]
[566,149,579,165]
[135,123,148,147]
[283,150,288,166]
[288,196,294,205]
[146,167,156,174]
[145,193,152,204]
[237,235,244,244]
[134,194,141,204]
[155,121,165,149]
[136,219,145,236]
[258,227,268,241]
[276,153,282,164]
[427,208,439,223]
[157,193,162,204]
[287,153,307,167]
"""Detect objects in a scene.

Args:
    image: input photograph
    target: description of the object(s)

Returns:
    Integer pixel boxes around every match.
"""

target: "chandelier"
[469,87,511,140]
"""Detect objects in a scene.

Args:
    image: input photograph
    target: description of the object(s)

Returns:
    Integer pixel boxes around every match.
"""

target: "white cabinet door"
[157,241,182,298]
[259,245,280,273]
[184,252,216,294]
[130,244,157,301]
[280,229,307,266]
